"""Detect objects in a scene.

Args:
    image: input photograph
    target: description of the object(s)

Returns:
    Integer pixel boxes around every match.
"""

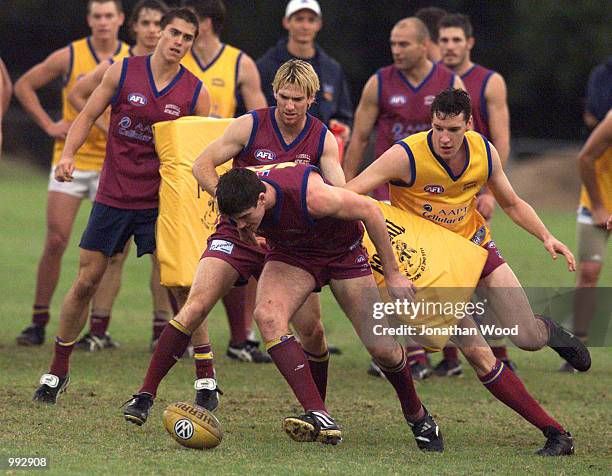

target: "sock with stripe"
[442,346,459,361]
[152,310,170,341]
[140,320,191,397]
[32,305,50,327]
[479,359,565,434]
[49,337,76,378]
[266,335,327,413]
[222,287,249,345]
[304,350,329,402]
[90,311,110,337]
[406,346,428,365]
[378,347,424,422]
[193,344,215,380]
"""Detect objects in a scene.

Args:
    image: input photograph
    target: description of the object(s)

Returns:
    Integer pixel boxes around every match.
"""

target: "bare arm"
[345,143,412,196]
[319,130,345,186]
[485,73,510,166]
[192,113,253,194]
[307,174,415,297]
[342,74,379,181]
[487,143,575,271]
[193,82,211,117]
[0,57,12,116]
[578,110,612,225]
[14,47,71,138]
[237,54,267,111]
[68,60,112,134]
[55,62,122,182]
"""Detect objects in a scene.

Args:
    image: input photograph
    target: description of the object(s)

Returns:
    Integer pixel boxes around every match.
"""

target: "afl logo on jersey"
[424,184,445,194]
[255,149,277,162]
[389,95,407,106]
[128,92,148,106]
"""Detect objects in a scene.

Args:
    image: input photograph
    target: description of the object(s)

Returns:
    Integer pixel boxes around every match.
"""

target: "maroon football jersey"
[233,107,327,168]
[461,64,495,139]
[214,107,327,239]
[97,55,202,209]
[374,62,455,158]
[256,164,363,255]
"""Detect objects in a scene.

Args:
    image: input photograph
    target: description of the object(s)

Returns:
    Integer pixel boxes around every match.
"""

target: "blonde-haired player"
[15,0,130,348]
[123,59,343,425]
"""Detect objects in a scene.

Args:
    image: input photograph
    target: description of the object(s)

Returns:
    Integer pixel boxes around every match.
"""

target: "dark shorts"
[80,202,157,257]
[480,240,506,278]
[200,232,266,286]
[265,241,373,292]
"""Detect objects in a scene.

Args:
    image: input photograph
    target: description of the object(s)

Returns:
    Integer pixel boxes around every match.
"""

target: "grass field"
[0,158,610,475]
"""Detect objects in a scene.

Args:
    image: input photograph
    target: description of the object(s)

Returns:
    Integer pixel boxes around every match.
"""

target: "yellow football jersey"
[389,130,492,246]
[181,44,242,119]
[579,147,612,212]
[52,37,130,171]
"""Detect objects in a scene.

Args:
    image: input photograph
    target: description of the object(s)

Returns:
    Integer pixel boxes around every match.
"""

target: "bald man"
[342,17,463,379]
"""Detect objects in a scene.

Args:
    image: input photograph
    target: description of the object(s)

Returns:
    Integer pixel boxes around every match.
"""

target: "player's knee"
[462,346,496,375]
[73,275,100,300]
[182,294,213,324]
[577,264,602,286]
[253,305,284,335]
[368,344,400,368]
[295,320,325,348]
[45,232,69,255]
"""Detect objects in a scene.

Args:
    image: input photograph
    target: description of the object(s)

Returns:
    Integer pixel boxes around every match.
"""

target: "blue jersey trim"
[270,107,312,151]
[190,80,203,115]
[260,178,283,224]
[63,43,74,87]
[461,64,477,80]
[146,55,186,97]
[397,62,436,93]
[479,133,493,180]
[110,57,129,105]
[234,51,243,110]
[192,44,226,72]
[389,141,416,187]
[449,72,456,88]
[480,70,495,126]
[427,130,470,182]
[242,110,259,155]
[316,125,327,165]
[86,36,100,63]
[301,166,318,226]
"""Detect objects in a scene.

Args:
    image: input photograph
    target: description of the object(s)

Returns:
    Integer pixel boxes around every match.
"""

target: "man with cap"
[257,0,353,146]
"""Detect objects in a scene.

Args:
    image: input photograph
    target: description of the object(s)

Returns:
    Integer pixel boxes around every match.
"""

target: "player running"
[346,88,590,456]
[32,7,210,404]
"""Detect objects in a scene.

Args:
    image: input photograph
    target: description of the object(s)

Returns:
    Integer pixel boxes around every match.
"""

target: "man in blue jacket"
[256,0,352,144]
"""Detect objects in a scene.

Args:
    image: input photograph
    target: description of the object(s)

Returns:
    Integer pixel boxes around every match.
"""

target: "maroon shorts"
[480,240,506,278]
[265,241,373,292]
[200,230,266,286]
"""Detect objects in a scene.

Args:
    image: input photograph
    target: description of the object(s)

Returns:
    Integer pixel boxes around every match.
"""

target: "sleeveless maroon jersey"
[256,164,363,255]
[374,62,455,158]
[97,55,202,209]
[234,107,327,168]
[214,107,327,239]
[461,63,495,139]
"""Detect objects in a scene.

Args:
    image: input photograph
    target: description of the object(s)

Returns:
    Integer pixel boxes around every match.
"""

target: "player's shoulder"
[222,43,243,57]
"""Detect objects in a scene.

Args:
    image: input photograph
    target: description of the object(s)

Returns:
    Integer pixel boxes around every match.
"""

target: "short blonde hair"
[272,59,320,99]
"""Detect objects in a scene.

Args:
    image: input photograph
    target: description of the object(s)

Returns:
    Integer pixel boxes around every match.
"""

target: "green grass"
[0,158,610,475]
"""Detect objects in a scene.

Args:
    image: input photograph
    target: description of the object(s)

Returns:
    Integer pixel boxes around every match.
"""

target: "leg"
[255,260,338,444]
[453,315,573,455]
[17,191,81,346]
[149,253,172,346]
[573,261,603,338]
[291,293,328,401]
[330,275,443,452]
[34,248,109,403]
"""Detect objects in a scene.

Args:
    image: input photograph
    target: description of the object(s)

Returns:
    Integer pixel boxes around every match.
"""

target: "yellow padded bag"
[153,117,233,287]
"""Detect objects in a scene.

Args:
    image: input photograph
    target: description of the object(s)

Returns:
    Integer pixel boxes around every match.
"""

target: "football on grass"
[162,402,223,449]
